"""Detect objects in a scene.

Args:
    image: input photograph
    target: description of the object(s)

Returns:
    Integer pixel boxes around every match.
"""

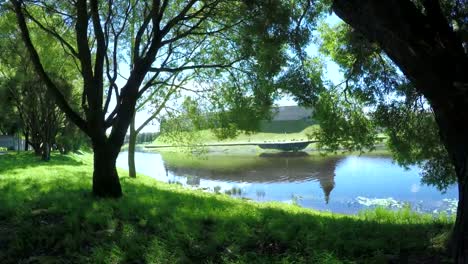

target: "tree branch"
[11,0,89,135]
[150,61,238,73]
[23,7,79,58]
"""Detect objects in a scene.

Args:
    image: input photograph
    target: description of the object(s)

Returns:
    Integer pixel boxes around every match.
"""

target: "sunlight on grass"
[153,125,319,146]
[0,152,454,263]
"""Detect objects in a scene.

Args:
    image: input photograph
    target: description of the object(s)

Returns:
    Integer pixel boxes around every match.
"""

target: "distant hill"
[260,106,315,133]
[159,105,315,135]
[271,106,313,121]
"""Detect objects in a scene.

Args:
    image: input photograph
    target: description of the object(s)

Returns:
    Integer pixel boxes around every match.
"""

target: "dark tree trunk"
[435,108,468,263]
[128,117,137,178]
[92,141,122,198]
[332,0,468,262]
[32,142,41,156]
[24,131,29,151]
[454,171,468,263]
[41,142,50,161]
[128,134,137,178]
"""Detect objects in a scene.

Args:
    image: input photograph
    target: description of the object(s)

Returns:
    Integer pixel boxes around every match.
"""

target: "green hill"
[153,125,319,146]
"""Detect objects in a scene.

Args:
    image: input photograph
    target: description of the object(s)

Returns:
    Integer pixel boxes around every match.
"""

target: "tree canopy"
[2,0,468,261]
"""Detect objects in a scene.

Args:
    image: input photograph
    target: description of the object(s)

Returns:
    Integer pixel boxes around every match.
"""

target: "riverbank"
[146,126,389,155]
[118,151,458,215]
[0,152,453,263]
[148,126,321,154]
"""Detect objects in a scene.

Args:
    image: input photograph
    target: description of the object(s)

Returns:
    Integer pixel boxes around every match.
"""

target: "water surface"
[117,151,458,214]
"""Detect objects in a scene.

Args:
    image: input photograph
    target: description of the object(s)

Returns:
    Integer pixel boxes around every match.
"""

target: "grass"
[150,125,321,153]
[153,125,319,146]
[149,126,388,155]
[0,152,454,263]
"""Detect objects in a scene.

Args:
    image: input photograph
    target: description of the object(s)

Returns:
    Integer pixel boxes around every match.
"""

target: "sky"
[119,14,344,133]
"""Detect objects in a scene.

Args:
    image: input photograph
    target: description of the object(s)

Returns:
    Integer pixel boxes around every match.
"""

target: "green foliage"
[277,57,326,106]
[313,19,456,190]
[159,97,210,151]
[0,6,84,156]
[0,82,20,135]
[208,83,273,139]
[313,90,378,152]
[125,132,160,145]
[176,0,330,141]
[373,102,456,191]
[154,125,318,152]
[56,123,90,154]
[0,153,454,263]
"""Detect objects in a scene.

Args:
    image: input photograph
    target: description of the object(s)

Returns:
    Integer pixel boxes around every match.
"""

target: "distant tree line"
[124,132,159,145]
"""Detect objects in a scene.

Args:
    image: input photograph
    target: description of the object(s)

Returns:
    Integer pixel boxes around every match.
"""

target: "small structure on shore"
[257,141,312,152]
[0,135,23,151]
[145,140,317,152]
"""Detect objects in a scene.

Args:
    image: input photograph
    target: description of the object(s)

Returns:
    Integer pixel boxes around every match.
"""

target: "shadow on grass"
[0,152,83,175]
[0,179,453,263]
[0,153,454,263]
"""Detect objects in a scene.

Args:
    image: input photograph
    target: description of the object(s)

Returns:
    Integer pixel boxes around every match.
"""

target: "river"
[116,151,458,214]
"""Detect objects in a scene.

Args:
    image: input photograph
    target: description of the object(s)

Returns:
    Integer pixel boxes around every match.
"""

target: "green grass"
[150,125,320,153]
[0,152,454,263]
[154,125,319,145]
[149,126,389,155]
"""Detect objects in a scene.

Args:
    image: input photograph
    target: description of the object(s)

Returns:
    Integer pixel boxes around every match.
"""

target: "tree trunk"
[24,131,29,151]
[128,138,137,178]
[41,142,50,161]
[128,116,137,178]
[32,143,41,155]
[453,173,468,263]
[435,108,468,263]
[92,142,122,198]
[332,0,468,262]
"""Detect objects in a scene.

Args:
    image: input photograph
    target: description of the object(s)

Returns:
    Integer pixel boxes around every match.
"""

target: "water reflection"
[116,151,458,214]
[162,152,338,203]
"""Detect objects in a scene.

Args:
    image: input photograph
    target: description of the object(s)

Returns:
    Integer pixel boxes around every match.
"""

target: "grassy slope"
[151,125,320,153]
[154,125,319,146]
[150,126,387,154]
[0,152,453,263]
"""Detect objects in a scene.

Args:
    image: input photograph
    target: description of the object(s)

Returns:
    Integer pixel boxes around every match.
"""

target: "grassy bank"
[149,126,389,155]
[152,126,318,151]
[0,153,453,263]
[154,126,319,146]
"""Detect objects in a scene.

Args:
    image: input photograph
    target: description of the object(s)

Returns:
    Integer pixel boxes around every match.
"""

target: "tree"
[304,0,467,262]
[0,83,20,137]
[9,0,243,197]
[124,0,324,178]
[10,0,324,195]
[0,7,83,159]
[128,73,181,178]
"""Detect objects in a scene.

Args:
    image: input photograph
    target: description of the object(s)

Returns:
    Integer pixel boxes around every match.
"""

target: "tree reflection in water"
[162,152,339,204]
